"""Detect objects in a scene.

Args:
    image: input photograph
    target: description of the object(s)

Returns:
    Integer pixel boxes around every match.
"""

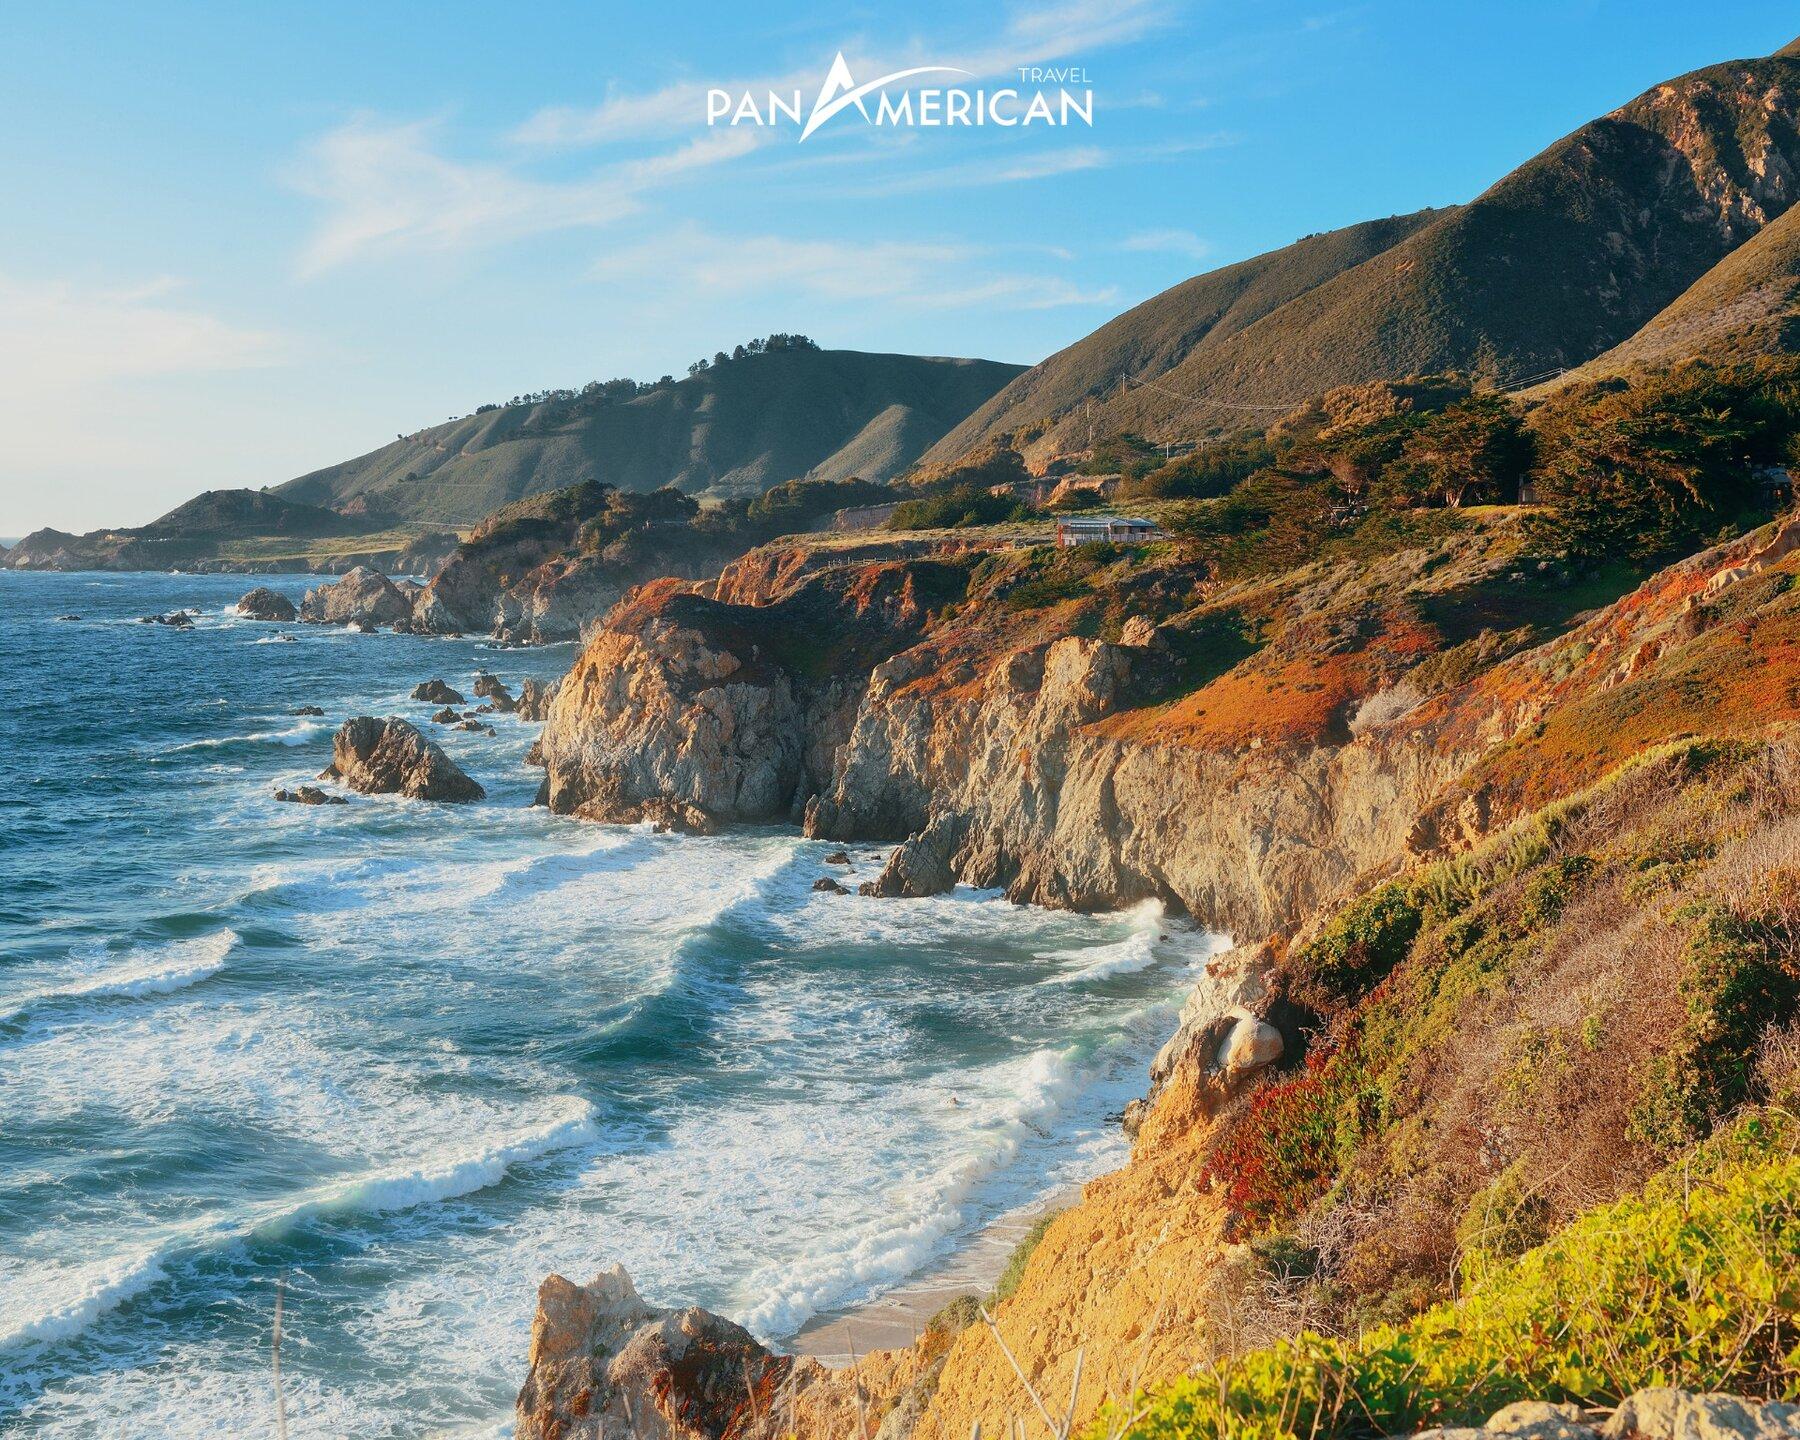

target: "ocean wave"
[1038,899,1167,985]
[0,1248,169,1351]
[738,1044,1082,1339]
[157,719,331,754]
[267,1095,599,1230]
[0,930,237,1027]
[0,1095,597,1355]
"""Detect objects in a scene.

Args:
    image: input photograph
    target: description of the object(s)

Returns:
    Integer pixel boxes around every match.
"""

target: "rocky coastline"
[509,513,1800,1440]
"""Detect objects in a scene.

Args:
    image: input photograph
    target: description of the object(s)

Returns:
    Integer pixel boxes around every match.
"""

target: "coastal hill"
[517,350,1800,1438]
[1553,201,1800,383]
[275,346,1024,526]
[0,487,453,573]
[928,45,1800,466]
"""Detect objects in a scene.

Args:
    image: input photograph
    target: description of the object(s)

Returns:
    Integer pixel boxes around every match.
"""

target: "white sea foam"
[267,1096,598,1231]
[0,1248,169,1350]
[1039,899,1168,984]
[0,930,236,1026]
[0,1096,597,1356]
[159,719,330,753]
[736,1043,1083,1337]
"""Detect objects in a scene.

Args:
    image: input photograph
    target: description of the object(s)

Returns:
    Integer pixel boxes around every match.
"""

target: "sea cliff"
[518,508,1800,1440]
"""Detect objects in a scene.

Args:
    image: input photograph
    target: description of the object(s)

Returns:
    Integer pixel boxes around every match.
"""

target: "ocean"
[0,570,1221,1438]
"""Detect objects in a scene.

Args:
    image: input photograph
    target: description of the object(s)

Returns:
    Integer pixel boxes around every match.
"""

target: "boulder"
[237,587,298,622]
[813,876,849,894]
[431,707,460,725]
[139,611,194,627]
[321,716,485,802]
[299,566,412,627]
[860,813,966,899]
[274,785,347,806]
[515,1266,811,1440]
[410,679,465,705]
[824,850,852,865]
[473,670,517,712]
[1409,1391,1800,1440]
[293,705,325,717]
[516,677,560,722]
[1602,1389,1800,1440]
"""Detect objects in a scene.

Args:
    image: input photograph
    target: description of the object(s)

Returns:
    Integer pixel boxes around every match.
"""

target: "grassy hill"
[929,47,1800,466]
[921,211,1443,466]
[277,348,1022,526]
[1554,203,1800,383]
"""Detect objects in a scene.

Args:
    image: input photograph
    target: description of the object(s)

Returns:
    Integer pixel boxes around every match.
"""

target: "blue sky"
[1,0,1795,532]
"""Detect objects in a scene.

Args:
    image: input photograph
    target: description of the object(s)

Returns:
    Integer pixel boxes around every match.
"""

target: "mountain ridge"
[277,347,1023,526]
[927,50,1800,465]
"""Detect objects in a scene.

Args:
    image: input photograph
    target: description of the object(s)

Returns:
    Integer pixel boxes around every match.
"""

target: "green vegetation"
[274,349,1023,526]
[1109,1115,1800,1440]
[888,483,1032,531]
[991,1210,1063,1307]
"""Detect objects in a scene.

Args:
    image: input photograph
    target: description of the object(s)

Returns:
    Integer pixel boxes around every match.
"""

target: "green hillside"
[1556,202,1800,382]
[277,347,1022,526]
[921,211,1442,467]
[929,49,1800,465]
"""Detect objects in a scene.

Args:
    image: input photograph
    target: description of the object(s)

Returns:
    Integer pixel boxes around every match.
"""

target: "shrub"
[1288,884,1424,1008]
[887,484,1030,530]
[1104,1115,1800,1440]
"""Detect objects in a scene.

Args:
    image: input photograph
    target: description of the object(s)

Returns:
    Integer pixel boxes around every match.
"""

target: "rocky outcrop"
[236,586,297,621]
[515,1267,810,1440]
[410,679,465,705]
[300,566,412,627]
[473,671,516,711]
[321,717,484,802]
[517,677,561,723]
[274,784,347,806]
[1413,1390,1800,1440]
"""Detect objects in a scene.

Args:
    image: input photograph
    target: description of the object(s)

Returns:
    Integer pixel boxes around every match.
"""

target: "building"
[1055,514,1165,547]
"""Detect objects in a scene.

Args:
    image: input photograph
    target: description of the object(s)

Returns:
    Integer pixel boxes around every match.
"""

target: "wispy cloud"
[290,116,758,275]
[1120,227,1211,260]
[0,274,287,522]
[589,224,1114,311]
[0,273,283,383]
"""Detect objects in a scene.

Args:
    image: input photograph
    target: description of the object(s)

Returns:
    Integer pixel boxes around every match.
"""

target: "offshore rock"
[411,679,465,705]
[321,717,484,802]
[236,586,297,622]
[299,566,412,627]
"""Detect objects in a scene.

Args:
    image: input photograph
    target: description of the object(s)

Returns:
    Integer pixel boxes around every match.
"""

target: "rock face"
[321,717,484,802]
[299,566,413,627]
[517,677,561,722]
[1410,1390,1800,1440]
[515,1267,811,1440]
[410,679,465,705]
[236,586,297,622]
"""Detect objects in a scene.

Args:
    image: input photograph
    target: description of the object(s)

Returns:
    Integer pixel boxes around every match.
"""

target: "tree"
[1381,395,1528,508]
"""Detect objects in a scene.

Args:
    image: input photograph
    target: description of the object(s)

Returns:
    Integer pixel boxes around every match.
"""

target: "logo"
[706,53,1094,141]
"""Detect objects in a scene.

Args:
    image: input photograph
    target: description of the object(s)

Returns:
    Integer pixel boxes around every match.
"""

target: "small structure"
[1055,514,1165,548]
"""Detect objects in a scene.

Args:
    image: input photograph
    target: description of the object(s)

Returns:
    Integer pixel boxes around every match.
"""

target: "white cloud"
[290,116,765,275]
[0,274,288,530]
[589,225,1113,311]
[1120,227,1211,260]
[290,117,640,276]
[0,274,282,385]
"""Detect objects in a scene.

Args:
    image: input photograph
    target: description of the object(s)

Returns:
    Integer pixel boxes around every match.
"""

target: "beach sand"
[791,1184,1085,1365]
